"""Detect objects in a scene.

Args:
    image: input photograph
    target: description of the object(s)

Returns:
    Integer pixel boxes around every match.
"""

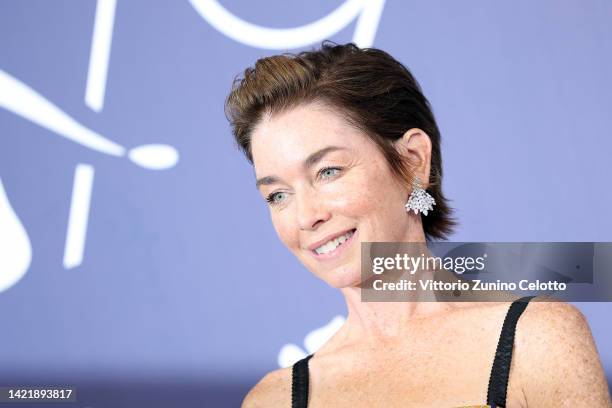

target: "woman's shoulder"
[462,295,586,328]
[241,365,293,408]
[510,297,594,364]
[516,297,590,345]
[512,298,611,406]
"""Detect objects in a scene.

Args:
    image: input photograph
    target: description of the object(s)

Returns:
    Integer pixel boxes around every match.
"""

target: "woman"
[225,42,611,407]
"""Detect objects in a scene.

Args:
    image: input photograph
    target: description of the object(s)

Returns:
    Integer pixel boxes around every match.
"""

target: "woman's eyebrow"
[255,145,347,190]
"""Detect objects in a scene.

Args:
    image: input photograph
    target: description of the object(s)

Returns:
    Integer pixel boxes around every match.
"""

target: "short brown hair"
[225,41,456,240]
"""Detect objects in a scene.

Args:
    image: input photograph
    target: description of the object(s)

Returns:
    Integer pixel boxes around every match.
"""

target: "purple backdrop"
[1,1,611,406]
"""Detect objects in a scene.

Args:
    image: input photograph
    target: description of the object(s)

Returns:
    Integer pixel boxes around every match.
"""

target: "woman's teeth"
[314,229,355,255]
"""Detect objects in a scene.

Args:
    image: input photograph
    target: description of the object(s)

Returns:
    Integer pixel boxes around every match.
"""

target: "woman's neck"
[339,277,456,347]
[334,220,459,350]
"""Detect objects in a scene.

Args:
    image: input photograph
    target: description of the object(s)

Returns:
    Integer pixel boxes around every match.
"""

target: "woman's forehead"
[255,104,346,139]
[251,103,365,162]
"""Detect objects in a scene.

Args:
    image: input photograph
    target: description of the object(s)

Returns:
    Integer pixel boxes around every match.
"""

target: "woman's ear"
[393,128,432,188]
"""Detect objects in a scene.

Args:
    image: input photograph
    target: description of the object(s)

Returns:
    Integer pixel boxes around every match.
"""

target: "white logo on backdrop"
[0,0,179,292]
[277,315,346,367]
[189,0,386,49]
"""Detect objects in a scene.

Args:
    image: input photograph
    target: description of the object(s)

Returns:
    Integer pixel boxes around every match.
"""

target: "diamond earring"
[405,176,436,216]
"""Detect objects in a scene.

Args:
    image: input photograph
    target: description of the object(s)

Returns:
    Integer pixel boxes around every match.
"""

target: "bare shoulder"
[518,297,586,332]
[517,298,594,351]
[514,298,612,407]
[241,366,292,408]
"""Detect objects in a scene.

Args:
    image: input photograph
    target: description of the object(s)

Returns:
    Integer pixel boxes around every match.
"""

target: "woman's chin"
[316,267,362,289]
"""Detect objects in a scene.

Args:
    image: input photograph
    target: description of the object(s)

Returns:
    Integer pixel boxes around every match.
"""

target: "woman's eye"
[265,168,342,206]
[318,166,342,180]
[266,191,286,206]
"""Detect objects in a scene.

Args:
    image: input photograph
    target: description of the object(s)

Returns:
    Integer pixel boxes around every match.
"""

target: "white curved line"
[0,178,32,293]
[0,70,125,156]
[189,0,365,49]
[86,0,117,112]
[353,0,385,48]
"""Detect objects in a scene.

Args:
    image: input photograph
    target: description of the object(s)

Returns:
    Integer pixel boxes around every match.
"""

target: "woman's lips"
[311,228,357,260]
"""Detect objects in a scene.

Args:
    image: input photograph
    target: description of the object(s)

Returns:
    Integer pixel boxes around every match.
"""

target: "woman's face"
[251,102,417,288]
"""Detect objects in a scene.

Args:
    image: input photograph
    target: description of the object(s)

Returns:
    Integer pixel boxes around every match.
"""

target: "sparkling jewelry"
[405,175,436,216]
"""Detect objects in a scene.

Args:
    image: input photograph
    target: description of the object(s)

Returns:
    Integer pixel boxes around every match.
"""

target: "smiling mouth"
[312,228,357,256]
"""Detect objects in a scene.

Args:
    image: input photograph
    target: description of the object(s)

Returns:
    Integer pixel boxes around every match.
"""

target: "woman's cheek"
[329,176,381,214]
[320,185,356,215]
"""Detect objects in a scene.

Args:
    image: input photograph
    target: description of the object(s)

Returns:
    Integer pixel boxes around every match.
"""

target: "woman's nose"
[296,189,330,231]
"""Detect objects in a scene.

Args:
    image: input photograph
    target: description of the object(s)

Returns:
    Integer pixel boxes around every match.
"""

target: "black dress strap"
[291,354,314,408]
[486,296,536,407]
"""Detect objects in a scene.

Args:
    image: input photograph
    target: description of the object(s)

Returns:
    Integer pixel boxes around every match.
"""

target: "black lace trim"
[486,296,536,407]
[291,354,313,408]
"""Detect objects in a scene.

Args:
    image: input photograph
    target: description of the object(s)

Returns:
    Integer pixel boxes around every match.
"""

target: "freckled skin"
[245,102,612,407]
[251,101,426,289]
